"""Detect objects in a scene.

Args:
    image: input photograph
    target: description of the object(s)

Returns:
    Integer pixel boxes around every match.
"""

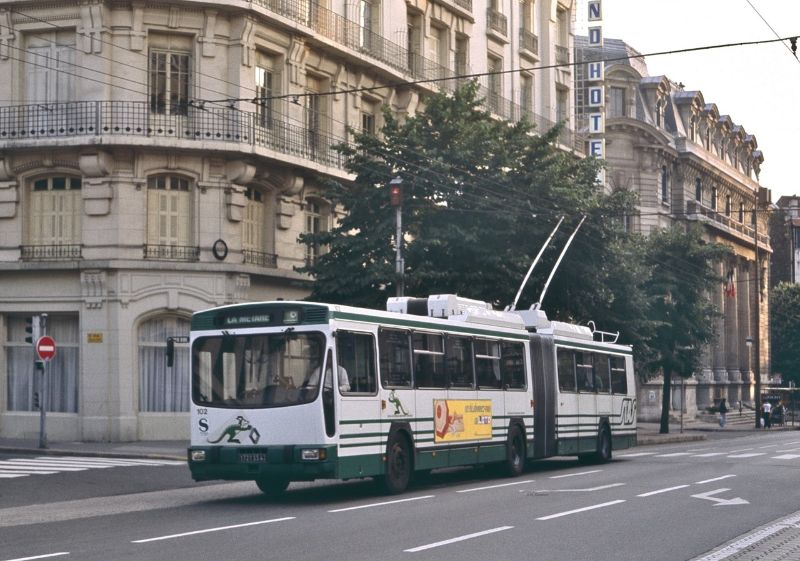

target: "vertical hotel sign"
[587,0,604,180]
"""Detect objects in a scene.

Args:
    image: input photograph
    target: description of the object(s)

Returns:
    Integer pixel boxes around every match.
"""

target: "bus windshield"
[192,332,325,408]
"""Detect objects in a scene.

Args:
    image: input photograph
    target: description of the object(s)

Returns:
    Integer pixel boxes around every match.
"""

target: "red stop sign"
[36,336,56,361]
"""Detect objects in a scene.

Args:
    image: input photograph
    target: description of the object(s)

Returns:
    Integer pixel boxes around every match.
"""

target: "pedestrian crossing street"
[0,455,184,478]
[618,440,800,463]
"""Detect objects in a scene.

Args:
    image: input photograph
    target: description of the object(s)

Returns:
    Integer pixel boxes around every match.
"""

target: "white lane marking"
[692,453,728,458]
[3,553,69,561]
[776,448,800,453]
[727,453,765,458]
[757,444,778,449]
[616,452,656,457]
[728,448,753,453]
[695,475,736,485]
[693,513,800,561]
[637,485,690,497]
[772,454,800,460]
[0,466,60,472]
[328,495,434,512]
[404,526,513,552]
[549,470,602,479]
[688,447,713,452]
[5,460,115,469]
[0,473,29,478]
[536,500,626,521]
[132,517,295,543]
[64,457,184,466]
[541,483,626,493]
[0,462,87,472]
[655,452,692,457]
[691,488,749,506]
[457,480,535,493]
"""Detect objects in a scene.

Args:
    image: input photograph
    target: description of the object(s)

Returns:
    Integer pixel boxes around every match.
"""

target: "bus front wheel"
[505,425,526,477]
[381,433,411,495]
[255,477,290,496]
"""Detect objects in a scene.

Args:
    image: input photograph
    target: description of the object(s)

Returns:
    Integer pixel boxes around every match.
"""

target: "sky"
[600,0,800,201]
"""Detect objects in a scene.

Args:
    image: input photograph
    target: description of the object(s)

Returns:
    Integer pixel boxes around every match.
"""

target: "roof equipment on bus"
[387,295,525,330]
[587,320,620,344]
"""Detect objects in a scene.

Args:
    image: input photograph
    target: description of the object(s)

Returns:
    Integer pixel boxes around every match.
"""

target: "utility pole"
[390,177,404,297]
[753,205,762,429]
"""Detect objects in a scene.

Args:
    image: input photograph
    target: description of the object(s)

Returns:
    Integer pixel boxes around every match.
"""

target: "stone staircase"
[695,409,757,426]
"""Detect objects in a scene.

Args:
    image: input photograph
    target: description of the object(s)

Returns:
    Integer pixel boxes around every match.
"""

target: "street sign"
[35,336,56,361]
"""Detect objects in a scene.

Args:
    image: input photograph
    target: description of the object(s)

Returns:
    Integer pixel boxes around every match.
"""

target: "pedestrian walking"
[738,400,743,415]
[719,398,728,428]
[762,401,772,429]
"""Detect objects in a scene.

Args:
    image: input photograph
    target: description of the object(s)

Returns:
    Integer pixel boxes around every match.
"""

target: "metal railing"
[243,249,278,267]
[0,100,346,169]
[520,29,539,56]
[143,244,200,261]
[487,8,508,36]
[685,200,770,246]
[20,244,82,260]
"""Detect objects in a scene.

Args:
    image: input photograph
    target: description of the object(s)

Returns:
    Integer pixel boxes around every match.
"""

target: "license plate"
[239,452,267,463]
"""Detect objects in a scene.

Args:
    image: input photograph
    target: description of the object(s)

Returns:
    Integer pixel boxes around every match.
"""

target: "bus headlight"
[191,450,207,462]
[301,448,326,461]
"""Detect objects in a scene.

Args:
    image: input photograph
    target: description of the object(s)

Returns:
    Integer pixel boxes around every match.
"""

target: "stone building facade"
[0,0,581,441]
[591,39,772,420]
[771,195,800,286]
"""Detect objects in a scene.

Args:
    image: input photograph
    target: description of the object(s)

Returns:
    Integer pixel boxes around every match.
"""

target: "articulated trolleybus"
[188,295,637,495]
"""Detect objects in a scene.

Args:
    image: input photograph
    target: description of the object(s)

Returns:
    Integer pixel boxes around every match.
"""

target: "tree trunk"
[659,369,672,434]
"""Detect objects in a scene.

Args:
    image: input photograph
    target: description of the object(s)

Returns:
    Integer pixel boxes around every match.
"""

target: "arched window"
[146,174,195,260]
[27,176,82,254]
[138,316,190,412]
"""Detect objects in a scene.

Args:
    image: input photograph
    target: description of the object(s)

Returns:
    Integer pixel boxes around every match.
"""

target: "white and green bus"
[187,295,637,495]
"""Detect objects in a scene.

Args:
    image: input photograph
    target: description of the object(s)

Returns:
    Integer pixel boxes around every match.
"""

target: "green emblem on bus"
[388,390,409,416]
[207,415,261,444]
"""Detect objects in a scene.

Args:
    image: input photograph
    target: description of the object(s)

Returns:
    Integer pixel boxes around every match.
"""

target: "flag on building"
[724,270,736,298]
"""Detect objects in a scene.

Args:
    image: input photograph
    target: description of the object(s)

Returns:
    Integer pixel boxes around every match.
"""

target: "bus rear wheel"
[594,427,612,463]
[381,433,411,495]
[255,477,290,496]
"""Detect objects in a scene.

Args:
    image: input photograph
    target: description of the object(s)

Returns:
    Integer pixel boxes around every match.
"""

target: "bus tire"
[381,432,412,495]
[505,424,526,477]
[594,426,612,463]
[255,477,290,496]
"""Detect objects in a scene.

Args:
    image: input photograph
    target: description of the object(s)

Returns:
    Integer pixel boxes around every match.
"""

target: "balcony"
[487,8,508,37]
[20,244,82,261]
[685,200,770,249]
[0,100,346,170]
[243,249,278,268]
[452,0,472,11]
[143,244,200,261]
[519,29,539,58]
[555,45,569,65]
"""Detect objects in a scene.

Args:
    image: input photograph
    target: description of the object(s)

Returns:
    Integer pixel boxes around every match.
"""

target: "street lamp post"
[752,204,762,429]
[389,177,404,297]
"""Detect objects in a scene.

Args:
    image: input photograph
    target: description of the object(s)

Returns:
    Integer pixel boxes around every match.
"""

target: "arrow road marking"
[691,488,749,506]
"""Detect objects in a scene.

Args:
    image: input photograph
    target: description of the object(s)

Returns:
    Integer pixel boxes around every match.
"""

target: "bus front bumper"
[187,445,338,482]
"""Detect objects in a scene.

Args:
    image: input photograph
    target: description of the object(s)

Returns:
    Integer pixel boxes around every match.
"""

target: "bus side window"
[475,339,502,389]
[593,354,610,393]
[446,335,474,388]
[576,352,594,392]
[501,341,526,390]
[610,356,628,394]
[378,328,412,388]
[557,349,576,392]
[413,332,446,388]
[336,331,377,394]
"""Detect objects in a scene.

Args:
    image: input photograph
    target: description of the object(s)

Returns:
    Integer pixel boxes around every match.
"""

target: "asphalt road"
[2,431,800,561]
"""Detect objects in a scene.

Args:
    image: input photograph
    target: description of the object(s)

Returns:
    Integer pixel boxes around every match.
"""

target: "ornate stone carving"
[82,270,107,309]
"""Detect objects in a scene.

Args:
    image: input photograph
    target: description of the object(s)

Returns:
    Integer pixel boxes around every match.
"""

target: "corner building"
[0,0,582,441]
[593,39,772,420]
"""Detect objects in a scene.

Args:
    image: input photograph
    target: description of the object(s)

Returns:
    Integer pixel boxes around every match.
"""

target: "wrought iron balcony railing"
[520,29,539,56]
[143,244,200,261]
[685,200,770,247]
[20,244,82,260]
[243,249,278,267]
[0,100,346,169]
[487,8,508,36]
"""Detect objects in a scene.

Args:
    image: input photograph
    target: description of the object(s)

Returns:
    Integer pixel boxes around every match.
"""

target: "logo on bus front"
[206,415,261,444]
[620,398,636,425]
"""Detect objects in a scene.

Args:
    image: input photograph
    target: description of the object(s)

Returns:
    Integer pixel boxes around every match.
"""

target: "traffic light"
[389,177,402,207]
[25,315,41,345]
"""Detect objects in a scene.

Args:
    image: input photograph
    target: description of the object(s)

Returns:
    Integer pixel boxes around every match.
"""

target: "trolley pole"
[390,177,404,297]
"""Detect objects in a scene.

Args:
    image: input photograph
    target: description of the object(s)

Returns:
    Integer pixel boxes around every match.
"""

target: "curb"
[0,446,185,462]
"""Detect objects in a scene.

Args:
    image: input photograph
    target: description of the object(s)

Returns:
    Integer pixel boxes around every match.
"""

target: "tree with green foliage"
[299,82,646,345]
[641,225,731,434]
[770,282,800,387]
